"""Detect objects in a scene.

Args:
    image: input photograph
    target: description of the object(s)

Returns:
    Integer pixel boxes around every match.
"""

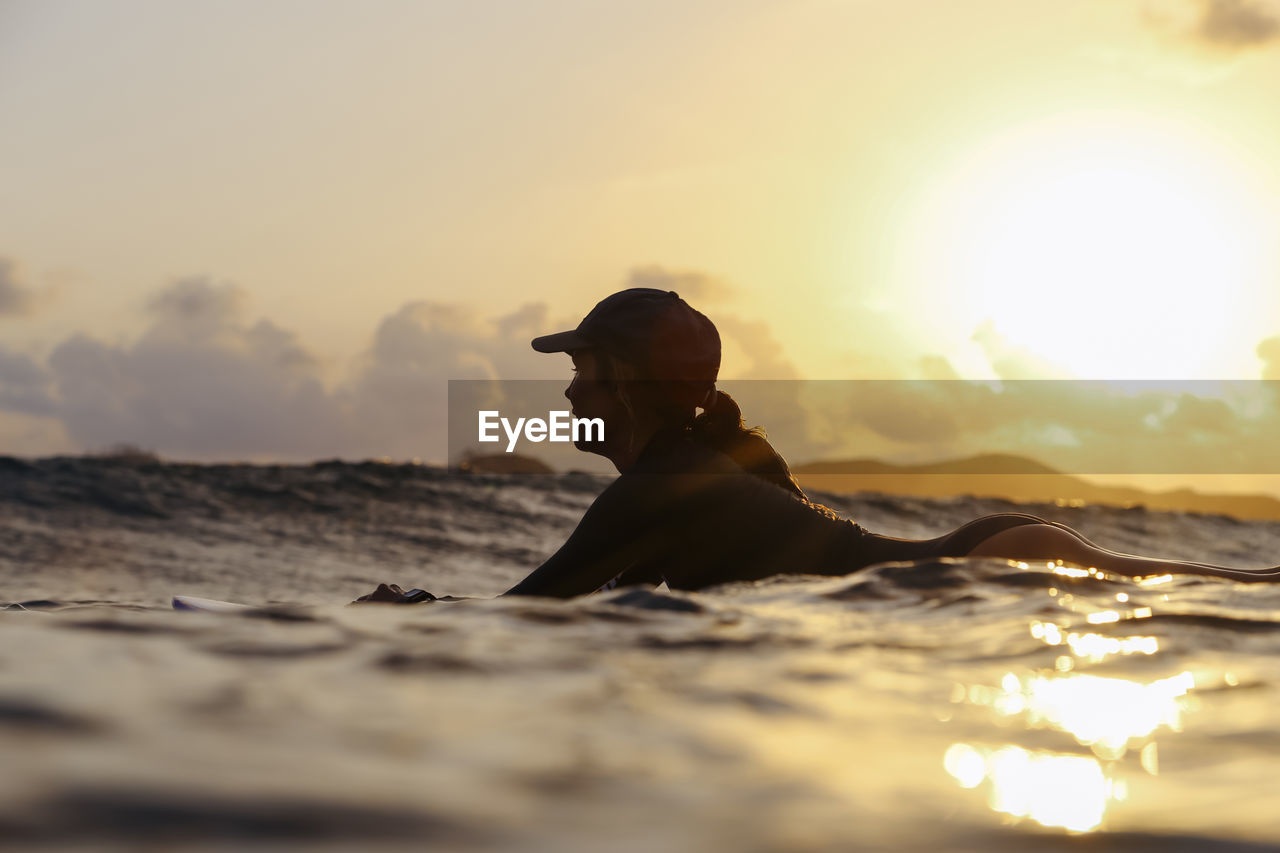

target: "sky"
[5,0,1280,486]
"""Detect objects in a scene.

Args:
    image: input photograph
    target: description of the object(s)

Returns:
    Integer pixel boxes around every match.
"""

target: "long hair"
[596,350,809,501]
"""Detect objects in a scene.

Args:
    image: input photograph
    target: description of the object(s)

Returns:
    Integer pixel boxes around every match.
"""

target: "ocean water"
[3,455,1280,851]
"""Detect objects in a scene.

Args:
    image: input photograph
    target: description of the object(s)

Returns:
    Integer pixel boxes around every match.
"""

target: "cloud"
[625,265,735,303]
[0,265,807,464]
[1139,0,1280,54]
[0,258,35,316]
[971,321,1075,381]
[44,278,346,459]
[708,314,821,459]
[0,346,56,417]
[8,268,1280,476]
[714,315,797,380]
[0,273,591,461]
[765,322,1280,473]
[344,303,501,460]
[1191,0,1280,49]
[145,277,247,338]
[1084,0,1280,84]
[796,372,1280,474]
[1258,335,1280,379]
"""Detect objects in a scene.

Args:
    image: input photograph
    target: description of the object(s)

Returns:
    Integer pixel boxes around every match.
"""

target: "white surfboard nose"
[172,595,252,613]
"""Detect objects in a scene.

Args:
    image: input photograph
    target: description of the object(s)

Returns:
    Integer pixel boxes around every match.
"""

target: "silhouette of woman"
[358,289,1280,602]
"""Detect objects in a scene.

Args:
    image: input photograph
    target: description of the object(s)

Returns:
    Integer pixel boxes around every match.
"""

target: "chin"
[572,438,609,455]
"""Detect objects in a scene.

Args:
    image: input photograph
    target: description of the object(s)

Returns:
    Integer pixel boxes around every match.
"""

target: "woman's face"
[565,349,628,456]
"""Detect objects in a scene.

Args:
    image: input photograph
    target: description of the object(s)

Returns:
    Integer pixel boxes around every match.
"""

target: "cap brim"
[530,329,592,353]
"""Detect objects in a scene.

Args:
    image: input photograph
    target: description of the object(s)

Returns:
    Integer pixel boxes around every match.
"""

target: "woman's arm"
[502,474,668,598]
[354,469,696,603]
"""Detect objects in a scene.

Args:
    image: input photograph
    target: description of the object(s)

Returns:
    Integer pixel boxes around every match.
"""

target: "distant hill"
[797,453,1062,477]
[793,454,1280,521]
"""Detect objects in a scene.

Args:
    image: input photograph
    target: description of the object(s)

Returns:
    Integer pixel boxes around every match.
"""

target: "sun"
[896,112,1278,379]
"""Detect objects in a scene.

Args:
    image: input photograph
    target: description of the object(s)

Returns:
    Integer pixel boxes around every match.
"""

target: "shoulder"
[629,427,741,476]
[585,429,748,517]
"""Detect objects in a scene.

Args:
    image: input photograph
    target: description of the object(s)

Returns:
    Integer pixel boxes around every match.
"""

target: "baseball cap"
[531,288,720,384]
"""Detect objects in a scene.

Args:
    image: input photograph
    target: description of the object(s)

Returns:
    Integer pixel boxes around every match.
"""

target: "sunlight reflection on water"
[993,670,1195,754]
[944,743,1115,832]
[945,619,1198,834]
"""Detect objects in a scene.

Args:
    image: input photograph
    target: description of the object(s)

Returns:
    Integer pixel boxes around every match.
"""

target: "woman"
[359,289,1280,603]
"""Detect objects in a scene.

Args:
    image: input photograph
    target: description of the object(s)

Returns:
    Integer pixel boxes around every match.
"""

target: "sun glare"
[899,113,1277,379]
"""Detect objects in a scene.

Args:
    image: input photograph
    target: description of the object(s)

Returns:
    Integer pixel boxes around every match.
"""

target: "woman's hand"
[354,583,406,602]
[352,583,436,604]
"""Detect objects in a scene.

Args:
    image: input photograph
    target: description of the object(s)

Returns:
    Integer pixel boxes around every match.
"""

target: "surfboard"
[172,595,253,613]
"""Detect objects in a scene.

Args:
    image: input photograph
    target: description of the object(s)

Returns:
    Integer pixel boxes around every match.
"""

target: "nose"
[564,375,576,402]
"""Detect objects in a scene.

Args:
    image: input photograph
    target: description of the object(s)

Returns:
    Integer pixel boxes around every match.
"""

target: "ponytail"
[688,390,808,501]
[594,350,808,501]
